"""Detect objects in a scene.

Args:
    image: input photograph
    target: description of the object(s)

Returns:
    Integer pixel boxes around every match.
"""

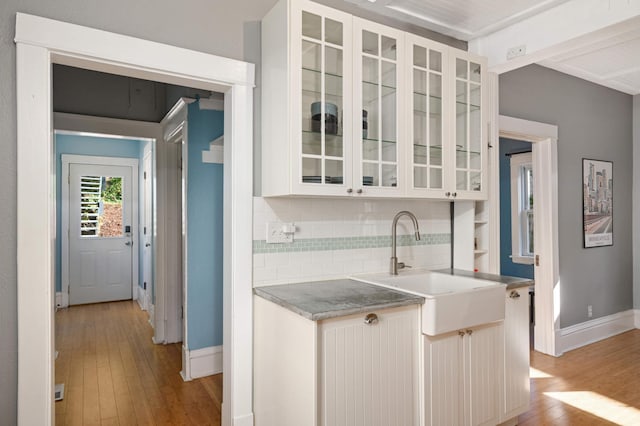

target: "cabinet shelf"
[474,249,488,255]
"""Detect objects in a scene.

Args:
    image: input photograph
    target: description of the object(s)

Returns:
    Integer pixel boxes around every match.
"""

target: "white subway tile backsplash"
[253,196,452,287]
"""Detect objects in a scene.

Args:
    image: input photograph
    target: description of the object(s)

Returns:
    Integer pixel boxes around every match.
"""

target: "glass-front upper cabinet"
[451,51,487,199]
[262,0,352,196]
[406,34,448,197]
[353,19,405,196]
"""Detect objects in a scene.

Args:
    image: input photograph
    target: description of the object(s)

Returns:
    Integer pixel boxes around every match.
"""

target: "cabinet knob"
[509,290,521,299]
[364,313,378,325]
[347,188,353,194]
[356,188,363,194]
[458,330,465,338]
[452,192,457,198]
[446,192,451,197]
[466,329,473,335]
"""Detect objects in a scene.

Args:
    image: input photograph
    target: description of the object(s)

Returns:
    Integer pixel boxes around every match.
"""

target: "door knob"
[125,241,133,246]
[145,243,151,247]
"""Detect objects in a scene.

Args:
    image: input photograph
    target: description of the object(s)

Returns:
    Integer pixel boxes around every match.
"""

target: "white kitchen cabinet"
[500,288,531,422]
[423,322,501,426]
[262,0,354,197]
[352,19,406,197]
[262,0,490,200]
[254,296,420,426]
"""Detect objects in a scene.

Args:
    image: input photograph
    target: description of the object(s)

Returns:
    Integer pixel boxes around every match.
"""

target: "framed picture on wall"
[582,158,613,248]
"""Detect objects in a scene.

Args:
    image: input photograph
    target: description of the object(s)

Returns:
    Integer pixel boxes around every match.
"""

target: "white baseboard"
[148,303,155,329]
[558,309,636,354]
[232,413,255,426]
[55,292,69,308]
[137,285,150,311]
[635,309,640,329]
[181,345,223,381]
[132,284,138,301]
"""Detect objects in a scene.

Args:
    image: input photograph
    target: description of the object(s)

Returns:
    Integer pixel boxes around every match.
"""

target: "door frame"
[15,13,255,426]
[489,114,560,356]
[61,153,140,306]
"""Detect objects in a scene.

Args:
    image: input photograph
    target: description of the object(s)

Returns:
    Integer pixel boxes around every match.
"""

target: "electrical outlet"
[587,304,593,318]
[506,45,527,60]
[266,222,295,244]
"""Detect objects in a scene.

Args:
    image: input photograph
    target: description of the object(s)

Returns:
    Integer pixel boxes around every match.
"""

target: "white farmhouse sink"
[352,269,506,336]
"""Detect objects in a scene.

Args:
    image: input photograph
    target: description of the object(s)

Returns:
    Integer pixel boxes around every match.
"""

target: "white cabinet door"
[405,33,450,199]
[353,18,406,198]
[424,322,502,426]
[449,50,488,200]
[423,331,465,426]
[501,289,531,421]
[465,324,501,426]
[320,306,419,426]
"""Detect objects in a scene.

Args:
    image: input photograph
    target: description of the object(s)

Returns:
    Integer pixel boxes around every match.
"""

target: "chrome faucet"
[390,211,421,275]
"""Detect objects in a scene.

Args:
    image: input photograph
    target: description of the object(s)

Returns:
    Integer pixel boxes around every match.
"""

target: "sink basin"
[351,269,506,336]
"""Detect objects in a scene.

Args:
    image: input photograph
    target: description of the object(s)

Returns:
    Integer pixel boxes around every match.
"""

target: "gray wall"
[0,0,464,421]
[634,94,640,310]
[500,64,633,329]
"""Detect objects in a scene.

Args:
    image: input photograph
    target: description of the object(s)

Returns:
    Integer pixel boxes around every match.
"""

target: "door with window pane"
[68,163,134,304]
[354,19,405,196]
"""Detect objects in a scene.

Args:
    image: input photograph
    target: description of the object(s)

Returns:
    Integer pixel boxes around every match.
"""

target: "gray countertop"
[434,268,534,290]
[254,279,425,321]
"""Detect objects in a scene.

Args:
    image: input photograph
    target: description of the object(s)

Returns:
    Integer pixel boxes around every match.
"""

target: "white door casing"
[16,14,254,426]
[61,154,139,307]
[68,162,135,304]
[142,147,153,310]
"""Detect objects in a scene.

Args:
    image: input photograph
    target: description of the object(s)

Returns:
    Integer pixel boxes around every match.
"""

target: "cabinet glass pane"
[302,131,322,155]
[456,79,468,169]
[381,62,397,145]
[429,50,442,72]
[431,146,443,167]
[414,167,427,188]
[430,168,443,189]
[325,18,343,46]
[469,83,481,169]
[414,144,426,165]
[363,162,379,186]
[429,73,442,161]
[414,45,427,68]
[382,164,397,187]
[326,134,343,157]
[456,58,467,79]
[363,139,378,161]
[302,12,321,40]
[457,170,467,190]
[302,40,321,71]
[470,171,481,192]
[362,30,378,55]
[326,159,343,183]
[363,57,379,141]
[382,141,396,162]
[302,157,322,181]
[381,36,396,60]
[470,62,481,83]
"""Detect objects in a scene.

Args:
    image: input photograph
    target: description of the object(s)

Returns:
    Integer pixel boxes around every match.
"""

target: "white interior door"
[69,163,134,305]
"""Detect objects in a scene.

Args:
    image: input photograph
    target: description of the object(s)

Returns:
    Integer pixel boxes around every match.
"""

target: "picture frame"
[583,158,613,248]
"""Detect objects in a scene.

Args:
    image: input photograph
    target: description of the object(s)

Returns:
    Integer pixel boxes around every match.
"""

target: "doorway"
[16,13,254,426]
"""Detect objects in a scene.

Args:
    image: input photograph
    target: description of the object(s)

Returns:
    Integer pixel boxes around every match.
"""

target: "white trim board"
[15,13,254,426]
[557,310,636,355]
[635,309,640,329]
[181,346,223,381]
[55,292,68,309]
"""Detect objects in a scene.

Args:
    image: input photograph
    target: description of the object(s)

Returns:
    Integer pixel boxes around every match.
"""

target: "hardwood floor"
[55,300,222,425]
[521,329,640,425]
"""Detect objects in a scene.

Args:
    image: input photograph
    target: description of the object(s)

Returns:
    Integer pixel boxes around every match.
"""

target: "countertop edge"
[434,268,534,291]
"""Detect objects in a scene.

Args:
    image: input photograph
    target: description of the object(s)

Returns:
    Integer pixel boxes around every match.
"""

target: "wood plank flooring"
[521,329,640,425]
[55,300,222,426]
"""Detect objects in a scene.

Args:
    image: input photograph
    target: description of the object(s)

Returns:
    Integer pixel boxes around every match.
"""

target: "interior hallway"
[521,329,640,425]
[55,300,222,425]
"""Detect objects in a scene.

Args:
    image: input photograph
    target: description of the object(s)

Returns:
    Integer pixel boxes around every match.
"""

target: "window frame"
[510,152,534,265]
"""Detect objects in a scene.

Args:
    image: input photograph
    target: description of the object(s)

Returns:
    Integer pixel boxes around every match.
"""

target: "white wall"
[253,197,452,287]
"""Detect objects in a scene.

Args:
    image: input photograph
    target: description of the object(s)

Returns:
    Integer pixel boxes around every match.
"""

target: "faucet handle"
[397,262,411,270]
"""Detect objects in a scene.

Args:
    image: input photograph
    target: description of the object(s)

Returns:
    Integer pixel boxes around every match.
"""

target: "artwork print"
[583,159,613,248]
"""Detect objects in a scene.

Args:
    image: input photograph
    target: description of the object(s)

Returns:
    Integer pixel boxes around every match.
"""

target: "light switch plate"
[267,222,294,244]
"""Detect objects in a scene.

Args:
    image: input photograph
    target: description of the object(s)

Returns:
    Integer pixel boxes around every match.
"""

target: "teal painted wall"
[55,133,146,293]
[186,101,224,350]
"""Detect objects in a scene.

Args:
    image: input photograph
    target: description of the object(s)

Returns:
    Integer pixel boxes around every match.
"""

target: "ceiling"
[348,0,640,95]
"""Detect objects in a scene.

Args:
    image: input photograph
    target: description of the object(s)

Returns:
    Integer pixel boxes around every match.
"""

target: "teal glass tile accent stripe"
[253,233,450,254]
